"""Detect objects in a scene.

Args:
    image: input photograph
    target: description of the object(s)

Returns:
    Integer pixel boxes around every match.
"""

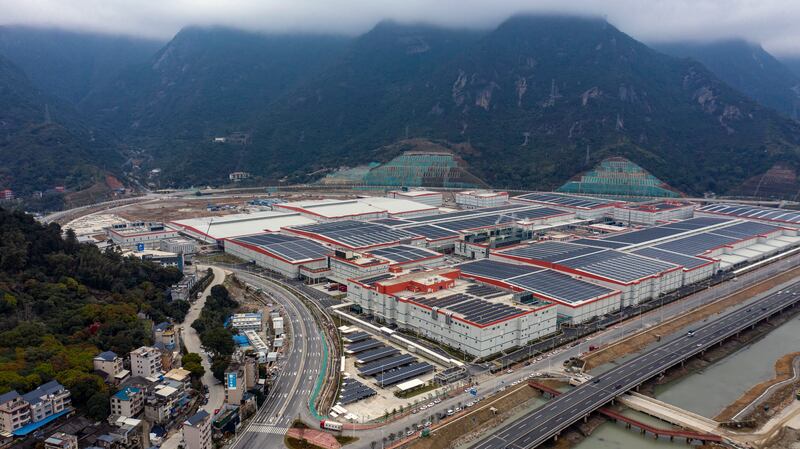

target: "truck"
[320,420,343,431]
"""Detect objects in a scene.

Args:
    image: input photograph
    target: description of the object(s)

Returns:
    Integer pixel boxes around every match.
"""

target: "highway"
[227,270,326,449]
[471,281,800,449]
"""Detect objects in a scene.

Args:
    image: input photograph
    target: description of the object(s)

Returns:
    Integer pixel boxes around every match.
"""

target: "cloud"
[2,0,800,55]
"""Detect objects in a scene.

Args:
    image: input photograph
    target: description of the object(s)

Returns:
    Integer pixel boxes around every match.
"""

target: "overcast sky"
[2,0,800,56]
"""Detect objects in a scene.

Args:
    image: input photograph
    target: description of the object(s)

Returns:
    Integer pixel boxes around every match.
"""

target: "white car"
[433,398,441,404]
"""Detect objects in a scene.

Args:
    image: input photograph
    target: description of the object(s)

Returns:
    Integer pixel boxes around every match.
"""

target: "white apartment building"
[130,346,163,378]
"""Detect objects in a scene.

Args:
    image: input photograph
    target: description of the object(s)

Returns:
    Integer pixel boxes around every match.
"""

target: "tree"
[182,353,205,378]
[211,355,231,382]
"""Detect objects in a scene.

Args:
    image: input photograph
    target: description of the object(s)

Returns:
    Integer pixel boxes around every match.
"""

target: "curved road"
[228,269,326,448]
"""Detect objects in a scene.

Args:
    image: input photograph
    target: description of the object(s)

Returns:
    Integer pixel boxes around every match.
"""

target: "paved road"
[349,252,800,448]
[471,282,800,449]
[228,270,326,448]
[160,265,227,449]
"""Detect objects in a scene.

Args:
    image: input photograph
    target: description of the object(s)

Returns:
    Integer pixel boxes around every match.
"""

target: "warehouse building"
[612,201,695,225]
[696,203,800,229]
[224,233,330,280]
[513,192,620,220]
[455,190,509,209]
[387,189,443,207]
[328,245,444,283]
[458,259,622,323]
[106,222,179,247]
[574,216,799,272]
[283,220,425,251]
[169,211,316,245]
[492,241,683,306]
[346,268,557,358]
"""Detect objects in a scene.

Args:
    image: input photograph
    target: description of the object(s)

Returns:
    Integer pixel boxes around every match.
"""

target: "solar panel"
[658,217,732,230]
[356,273,395,285]
[370,245,440,264]
[655,233,738,256]
[355,346,400,364]
[447,299,525,324]
[457,259,541,281]
[508,270,616,304]
[570,239,629,249]
[404,205,530,223]
[370,218,411,226]
[343,332,370,343]
[709,221,780,239]
[289,220,421,249]
[604,226,684,245]
[374,362,433,387]
[632,247,711,269]
[558,250,678,283]
[358,354,417,376]
[339,378,376,404]
[514,192,617,209]
[698,204,800,225]
[230,233,329,262]
[404,224,459,240]
[498,241,604,263]
[346,338,382,354]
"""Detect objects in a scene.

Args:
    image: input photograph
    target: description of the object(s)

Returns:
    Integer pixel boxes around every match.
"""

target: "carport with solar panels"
[337,378,376,405]
[223,233,330,279]
[458,259,622,323]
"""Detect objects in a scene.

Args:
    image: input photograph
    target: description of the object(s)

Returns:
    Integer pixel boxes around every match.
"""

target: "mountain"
[655,40,800,118]
[229,15,800,195]
[81,27,352,145]
[0,53,118,196]
[782,57,800,78]
[33,16,800,196]
[0,26,162,104]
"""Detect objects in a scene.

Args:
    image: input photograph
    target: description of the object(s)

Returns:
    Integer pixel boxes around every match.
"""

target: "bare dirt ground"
[582,265,800,371]
[116,198,252,222]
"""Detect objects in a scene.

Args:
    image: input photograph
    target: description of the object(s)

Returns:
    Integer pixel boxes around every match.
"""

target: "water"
[576,314,800,448]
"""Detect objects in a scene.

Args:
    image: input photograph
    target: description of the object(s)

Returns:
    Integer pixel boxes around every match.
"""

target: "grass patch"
[285,437,325,449]
[335,435,359,445]
[197,252,244,265]
[394,382,439,399]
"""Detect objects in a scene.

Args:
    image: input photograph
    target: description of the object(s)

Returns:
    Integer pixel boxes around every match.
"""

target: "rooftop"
[169,211,317,242]
[285,220,422,250]
[513,192,620,209]
[184,410,209,427]
[94,350,118,361]
[226,232,330,262]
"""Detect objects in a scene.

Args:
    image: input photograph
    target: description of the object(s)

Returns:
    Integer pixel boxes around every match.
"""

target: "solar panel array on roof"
[405,205,530,223]
[446,299,526,325]
[374,362,433,387]
[709,221,780,239]
[659,217,732,230]
[369,245,440,264]
[358,354,417,376]
[411,293,473,308]
[355,346,400,364]
[499,241,604,263]
[289,220,420,249]
[356,273,395,285]
[558,250,678,283]
[632,247,711,269]
[515,192,617,208]
[570,239,629,249]
[655,233,738,256]
[346,338,382,354]
[699,204,800,225]
[603,226,685,245]
[405,224,459,240]
[457,259,541,281]
[508,270,616,304]
[339,378,376,405]
[232,233,329,262]
[435,208,566,232]
[343,332,370,343]
[370,218,412,226]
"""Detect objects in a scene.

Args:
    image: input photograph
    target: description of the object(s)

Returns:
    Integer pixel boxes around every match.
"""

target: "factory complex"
[105,192,800,359]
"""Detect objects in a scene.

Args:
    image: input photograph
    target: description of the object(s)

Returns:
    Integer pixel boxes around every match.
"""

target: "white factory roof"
[276,197,436,219]
[169,211,316,242]
[390,189,441,197]
[358,197,437,215]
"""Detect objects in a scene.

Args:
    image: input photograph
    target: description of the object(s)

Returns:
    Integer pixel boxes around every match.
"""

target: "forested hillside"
[0,208,185,419]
